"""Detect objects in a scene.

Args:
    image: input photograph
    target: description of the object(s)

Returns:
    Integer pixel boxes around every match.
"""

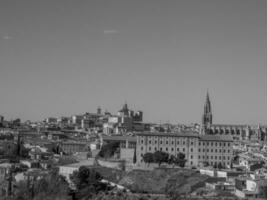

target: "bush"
[98,142,120,159]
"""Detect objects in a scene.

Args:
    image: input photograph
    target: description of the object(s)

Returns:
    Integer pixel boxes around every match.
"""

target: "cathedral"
[202,92,267,141]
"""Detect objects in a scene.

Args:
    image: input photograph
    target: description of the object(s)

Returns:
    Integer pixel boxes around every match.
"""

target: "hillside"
[92,167,209,194]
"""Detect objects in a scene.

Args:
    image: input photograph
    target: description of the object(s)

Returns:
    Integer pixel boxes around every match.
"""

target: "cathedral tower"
[202,91,213,134]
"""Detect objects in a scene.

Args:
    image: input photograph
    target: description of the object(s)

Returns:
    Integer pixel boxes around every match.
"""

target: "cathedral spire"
[202,91,213,134]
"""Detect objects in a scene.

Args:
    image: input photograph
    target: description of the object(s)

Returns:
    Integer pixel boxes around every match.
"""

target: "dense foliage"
[70,166,113,200]
[14,169,70,200]
[98,142,120,159]
[142,151,186,167]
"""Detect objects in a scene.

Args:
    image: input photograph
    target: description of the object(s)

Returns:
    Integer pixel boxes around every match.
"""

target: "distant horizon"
[1,1,267,125]
[2,96,267,126]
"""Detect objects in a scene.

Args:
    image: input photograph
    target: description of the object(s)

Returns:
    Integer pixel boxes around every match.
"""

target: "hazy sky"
[0,0,267,124]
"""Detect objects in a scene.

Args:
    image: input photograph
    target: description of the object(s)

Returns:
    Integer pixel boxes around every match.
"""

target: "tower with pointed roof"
[202,91,213,134]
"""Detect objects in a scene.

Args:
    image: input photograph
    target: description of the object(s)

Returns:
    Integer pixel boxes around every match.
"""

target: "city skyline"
[1,0,267,124]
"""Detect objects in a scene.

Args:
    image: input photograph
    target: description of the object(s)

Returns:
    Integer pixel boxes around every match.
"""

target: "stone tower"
[202,91,212,134]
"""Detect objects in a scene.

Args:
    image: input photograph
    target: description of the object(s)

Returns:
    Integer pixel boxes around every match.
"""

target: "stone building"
[202,92,267,141]
[136,132,233,168]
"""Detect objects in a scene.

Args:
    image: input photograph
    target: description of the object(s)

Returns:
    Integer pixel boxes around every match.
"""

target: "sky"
[0,0,267,124]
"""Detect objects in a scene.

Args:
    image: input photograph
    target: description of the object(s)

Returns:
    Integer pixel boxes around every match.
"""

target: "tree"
[168,153,186,168]
[98,142,120,159]
[70,166,111,200]
[218,162,223,169]
[133,148,137,164]
[14,169,70,200]
[175,152,186,167]
[142,153,154,166]
[213,163,218,169]
[153,151,169,167]
[259,186,267,198]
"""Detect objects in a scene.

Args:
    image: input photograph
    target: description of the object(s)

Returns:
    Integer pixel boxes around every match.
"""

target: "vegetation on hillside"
[14,169,70,200]
[142,151,186,167]
[98,142,120,159]
[70,166,113,200]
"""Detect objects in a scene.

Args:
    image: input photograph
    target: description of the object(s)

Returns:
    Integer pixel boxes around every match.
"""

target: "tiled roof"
[102,135,137,142]
[199,135,233,142]
[136,131,199,138]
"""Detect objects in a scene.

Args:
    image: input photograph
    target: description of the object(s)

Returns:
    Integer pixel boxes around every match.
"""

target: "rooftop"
[102,135,137,142]
[199,135,233,142]
[136,131,199,138]
[61,159,95,168]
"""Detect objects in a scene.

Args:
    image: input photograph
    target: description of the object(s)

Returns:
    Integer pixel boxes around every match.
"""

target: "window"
[141,140,143,144]
[207,156,209,159]
[215,156,217,159]
[211,142,213,146]
[207,142,209,146]
[211,156,213,159]
[191,161,193,165]
[215,149,217,153]
[172,141,174,145]
[199,142,201,146]
[191,148,193,152]
[228,150,230,153]
[183,141,185,145]
[199,156,201,159]
[155,140,157,144]
[160,141,162,144]
[171,148,174,151]
[199,149,201,152]
[160,147,162,151]
[177,141,179,145]
[149,147,151,151]
[191,142,194,145]
[191,155,193,159]
[224,143,226,147]
[155,147,157,151]
[166,141,168,145]
[215,142,217,147]
[149,140,151,144]
[228,143,230,147]
[211,149,213,153]
[203,156,205,159]
[166,147,168,151]
[177,148,179,151]
[141,146,143,150]
[207,149,209,152]
[183,148,185,152]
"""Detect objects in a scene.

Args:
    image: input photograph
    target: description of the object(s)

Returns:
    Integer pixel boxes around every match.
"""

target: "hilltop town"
[0,92,266,200]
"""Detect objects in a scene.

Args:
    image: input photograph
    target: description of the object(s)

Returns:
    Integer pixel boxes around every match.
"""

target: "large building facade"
[201,92,267,141]
[136,132,233,168]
